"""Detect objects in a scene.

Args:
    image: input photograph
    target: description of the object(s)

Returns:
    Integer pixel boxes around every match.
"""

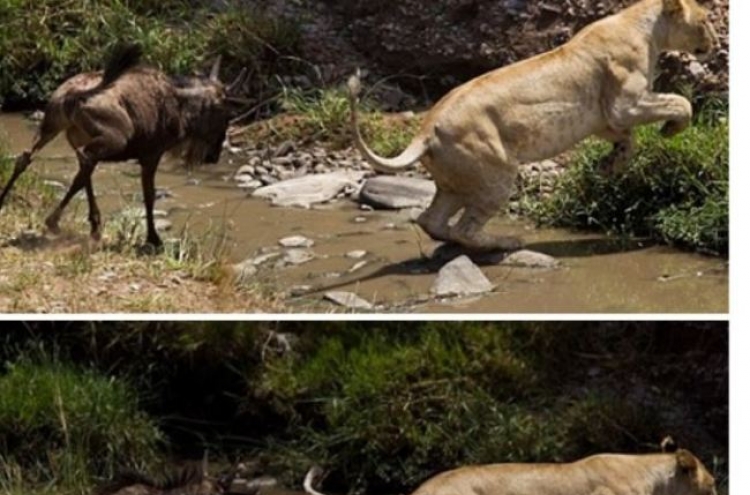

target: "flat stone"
[346,250,367,259]
[154,218,172,232]
[348,260,368,273]
[232,259,258,285]
[282,248,315,265]
[431,255,494,296]
[500,249,559,269]
[253,171,366,208]
[359,176,436,209]
[324,291,374,310]
[252,252,282,266]
[279,235,314,248]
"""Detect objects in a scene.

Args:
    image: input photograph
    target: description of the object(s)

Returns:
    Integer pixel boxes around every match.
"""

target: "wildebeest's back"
[76,66,184,161]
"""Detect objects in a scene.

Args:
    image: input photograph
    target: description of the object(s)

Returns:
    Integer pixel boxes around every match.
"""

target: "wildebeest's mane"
[170,75,212,88]
[96,465,205,494]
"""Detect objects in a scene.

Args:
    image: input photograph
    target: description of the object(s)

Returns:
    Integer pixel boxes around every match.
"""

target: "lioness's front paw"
[660,120,688,138]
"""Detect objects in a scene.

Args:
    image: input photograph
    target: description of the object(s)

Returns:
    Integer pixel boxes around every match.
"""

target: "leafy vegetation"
[520,106,728,254]
[0,0,302,108]
[0,357,161,494]
[0,323,728,495]
[278,87,421,155]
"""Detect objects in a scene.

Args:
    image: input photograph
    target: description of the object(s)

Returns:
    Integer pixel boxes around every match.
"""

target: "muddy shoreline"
[0,113,728,313]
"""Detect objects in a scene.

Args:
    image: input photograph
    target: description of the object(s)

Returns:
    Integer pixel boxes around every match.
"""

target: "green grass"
[520,110,728,255]
[255,324,721,492]
[279,86,421,155]
[0,1,302,108]
[0,358,162,493]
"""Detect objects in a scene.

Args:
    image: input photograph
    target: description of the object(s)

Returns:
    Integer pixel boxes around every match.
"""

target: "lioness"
[348,0,719,251]
[305,448,718,495]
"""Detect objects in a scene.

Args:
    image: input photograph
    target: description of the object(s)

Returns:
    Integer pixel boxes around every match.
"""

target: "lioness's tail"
[347,70,427,174]
[303,466,327,495]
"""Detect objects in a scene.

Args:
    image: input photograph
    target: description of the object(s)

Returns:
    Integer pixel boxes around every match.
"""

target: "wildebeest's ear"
[661,436,677,453]
[210,56,222,82]
[676,449,698,472]
[663,0,686,13]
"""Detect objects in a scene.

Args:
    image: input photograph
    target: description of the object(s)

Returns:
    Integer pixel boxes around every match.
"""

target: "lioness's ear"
[663,0,685,13]
[676,449,698,472]
[661,436,677,453]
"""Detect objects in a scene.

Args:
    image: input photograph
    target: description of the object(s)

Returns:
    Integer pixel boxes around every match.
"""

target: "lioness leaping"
[304,447,718,495]
[348,0,718,251]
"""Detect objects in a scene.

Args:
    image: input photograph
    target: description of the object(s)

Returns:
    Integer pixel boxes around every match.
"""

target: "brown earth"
[253,0,728,104]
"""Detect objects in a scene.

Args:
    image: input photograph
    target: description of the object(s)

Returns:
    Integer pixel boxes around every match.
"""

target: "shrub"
[0,1,302,108]
[255,324,676,493]
[521,112,728,254]
[0,359,162,487]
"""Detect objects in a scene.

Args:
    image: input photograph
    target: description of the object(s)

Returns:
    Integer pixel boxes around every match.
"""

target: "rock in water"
[431,255,494,296]
[359,176,436,209]
[324,291,374,310]
[500,249,559,269]
[253,171,366,208]
[278,235,314,248]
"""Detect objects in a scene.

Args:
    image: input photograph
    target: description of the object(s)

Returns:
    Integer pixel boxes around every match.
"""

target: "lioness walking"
[306,447,718,495]
[348,0,718,251]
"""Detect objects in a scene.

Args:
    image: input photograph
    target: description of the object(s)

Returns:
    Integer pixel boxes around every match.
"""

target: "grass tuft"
[520,108,728,254]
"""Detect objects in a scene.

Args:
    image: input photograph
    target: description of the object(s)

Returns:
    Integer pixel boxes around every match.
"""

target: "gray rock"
[348,260,368,273]
[279,235,314,248]
[346,250,367,259]
[42,179,66,191]
[232,259,258,285]
[252,252,282,266]
[360,176,436,209]
[253,171,367,208]
[234,164,255,179]
[324,291,374,310]
[274,140,295,157]
[500,249,559,269]
[282,248,315,265]
[154,218,172,232]
[431,255,494,296]
[238,179,263,190]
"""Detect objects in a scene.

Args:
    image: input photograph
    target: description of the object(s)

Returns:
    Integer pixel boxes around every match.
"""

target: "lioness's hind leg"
[598,130,634,173]
[417,189,464,242]
[450,204,522,252]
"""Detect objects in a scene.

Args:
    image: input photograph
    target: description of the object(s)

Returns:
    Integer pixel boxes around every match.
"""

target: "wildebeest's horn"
[227,68,248,94]
[202,450,209,477]
[210,56,222,82]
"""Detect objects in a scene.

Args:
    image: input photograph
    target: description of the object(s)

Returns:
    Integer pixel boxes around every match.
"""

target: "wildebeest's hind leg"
[44,151,98,236]
[139,154,163,249]
[0,113,63,211]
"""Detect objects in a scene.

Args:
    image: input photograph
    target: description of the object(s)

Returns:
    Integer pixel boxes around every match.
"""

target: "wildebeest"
[95,465,226,495]
[0,43,247,249]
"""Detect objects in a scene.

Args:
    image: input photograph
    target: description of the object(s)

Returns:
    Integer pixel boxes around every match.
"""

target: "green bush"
[255,325,672,492]
[522,114,728,254]
[0,359,162,488]
[279,87,421,154]
[0,1,301,108]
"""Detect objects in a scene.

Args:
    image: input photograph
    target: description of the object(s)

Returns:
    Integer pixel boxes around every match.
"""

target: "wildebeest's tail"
[63,43,142,115]
[101,43,143,86]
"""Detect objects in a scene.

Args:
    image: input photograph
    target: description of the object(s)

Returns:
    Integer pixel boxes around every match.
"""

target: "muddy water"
[0,113,728,313]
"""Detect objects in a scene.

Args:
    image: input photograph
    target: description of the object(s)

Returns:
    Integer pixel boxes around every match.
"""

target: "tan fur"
[348,0,719,251]
[308,449,717,495]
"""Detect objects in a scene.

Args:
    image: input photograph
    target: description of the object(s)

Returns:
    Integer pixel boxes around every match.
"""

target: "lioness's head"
[672,448,717,495]
[661,0,719,60]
